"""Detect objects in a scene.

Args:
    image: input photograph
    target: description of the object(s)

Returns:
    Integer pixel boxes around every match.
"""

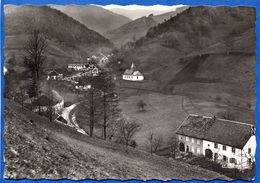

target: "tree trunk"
[38,105,41,115]
[103,90,107,140]
[89,90,94,137]
[49,107,53,122]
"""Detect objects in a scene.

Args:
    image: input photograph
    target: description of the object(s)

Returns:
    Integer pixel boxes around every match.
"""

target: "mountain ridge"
[49,4,131,34]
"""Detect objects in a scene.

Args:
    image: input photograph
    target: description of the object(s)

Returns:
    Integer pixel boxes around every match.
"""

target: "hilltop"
[104,16,157,47]
[117,6,256,101]
[104,7,188,47]
[4,5,113,68]
[4,100,230,180]
[50,4,131,34]
[152,6,189,24]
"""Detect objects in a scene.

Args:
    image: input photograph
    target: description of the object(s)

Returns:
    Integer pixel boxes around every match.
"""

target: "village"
[3,4,257,181]
[6,51,255,177]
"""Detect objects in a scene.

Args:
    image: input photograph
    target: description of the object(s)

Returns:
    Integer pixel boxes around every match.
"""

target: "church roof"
[132,71,143,76]
[123,69,134,75]
[176,114,254,149]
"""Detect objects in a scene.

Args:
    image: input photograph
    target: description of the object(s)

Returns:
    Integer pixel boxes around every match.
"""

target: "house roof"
[32,95,57,106]
[123,69,134,75]
[48,70,59,76]
[32,90,63,106]
[176,115,254,149]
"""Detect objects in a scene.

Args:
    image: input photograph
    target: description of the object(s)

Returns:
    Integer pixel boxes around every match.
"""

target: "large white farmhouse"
[176,114,256,170]
[122,63,144,81]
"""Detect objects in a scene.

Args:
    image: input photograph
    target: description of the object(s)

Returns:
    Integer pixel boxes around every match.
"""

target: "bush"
[217,110,235,120]
[130,140,138,148]
[215,95,222,101]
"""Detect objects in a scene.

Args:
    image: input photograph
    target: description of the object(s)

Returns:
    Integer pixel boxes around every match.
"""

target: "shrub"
[217,110,235,120]
[130,140,138,148]
[215,95,222,101]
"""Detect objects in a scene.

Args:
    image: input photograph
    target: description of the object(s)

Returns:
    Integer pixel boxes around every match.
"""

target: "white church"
[122,62,144,81]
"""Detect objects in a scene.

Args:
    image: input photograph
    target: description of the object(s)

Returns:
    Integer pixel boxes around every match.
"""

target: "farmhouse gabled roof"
[176,115,254,149]
[48,70,59,76]
[32,95,57,106]
[32,90,63,106]
[123,69,134,75]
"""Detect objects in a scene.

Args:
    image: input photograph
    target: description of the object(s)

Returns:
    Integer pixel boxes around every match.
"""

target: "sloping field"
[120,93,188,149]
[4,100,230,180]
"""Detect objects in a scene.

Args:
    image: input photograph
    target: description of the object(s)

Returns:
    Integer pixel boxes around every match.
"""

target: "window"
[223,145,227,151]
[191,138,194,143]
[191,147,195,152]
[248,148,251,154]
[186,137,189,141]
[248,158,252,165]
[197,149,200,154]
[223,155,227,162]
[197,139,200,145]
[232,147,235,153]
[230,158,237,164]
[214,143,218,148]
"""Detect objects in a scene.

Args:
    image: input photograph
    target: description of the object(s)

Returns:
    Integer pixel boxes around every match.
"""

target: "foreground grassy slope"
[4,100,229,180]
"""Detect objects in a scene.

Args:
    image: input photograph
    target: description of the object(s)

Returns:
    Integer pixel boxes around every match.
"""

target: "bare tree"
[147,128,164,154]
[18,85,26,108]
[217,110,235,120]
[147,128,155,153]
[4,69,15,100]
[117,117,141,148]
[78,75,102,138]
[96,72,121,140]
[23,30,48,80]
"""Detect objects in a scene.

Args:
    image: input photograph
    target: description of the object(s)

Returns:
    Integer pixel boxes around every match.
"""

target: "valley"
[3,4,256,181]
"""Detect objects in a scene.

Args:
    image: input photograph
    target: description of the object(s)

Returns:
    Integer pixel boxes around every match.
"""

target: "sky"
[99,4,187,20]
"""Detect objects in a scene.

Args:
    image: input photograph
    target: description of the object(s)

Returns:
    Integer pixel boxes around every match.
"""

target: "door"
[205,149,213,159]
[179,142,185,152]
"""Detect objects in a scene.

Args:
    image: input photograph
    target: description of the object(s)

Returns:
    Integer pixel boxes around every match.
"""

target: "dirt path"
[182,96,202,115]
[60,103,88,135]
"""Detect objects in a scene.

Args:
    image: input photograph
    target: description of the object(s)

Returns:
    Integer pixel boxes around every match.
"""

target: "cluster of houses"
[46,63,100,82]
[176,114,256,170]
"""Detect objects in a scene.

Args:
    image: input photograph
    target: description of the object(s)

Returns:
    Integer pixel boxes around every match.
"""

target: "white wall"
[203,137,256,170]
[122,74,144,81]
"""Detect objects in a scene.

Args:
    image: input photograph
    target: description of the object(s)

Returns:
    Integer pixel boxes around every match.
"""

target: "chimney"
[213,116,217,122]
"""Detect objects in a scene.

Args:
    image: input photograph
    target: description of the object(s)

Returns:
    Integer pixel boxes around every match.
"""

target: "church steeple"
[131,62,136,71]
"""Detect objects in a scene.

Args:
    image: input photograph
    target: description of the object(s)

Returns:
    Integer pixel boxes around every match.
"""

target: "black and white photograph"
[3,3,256,181]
